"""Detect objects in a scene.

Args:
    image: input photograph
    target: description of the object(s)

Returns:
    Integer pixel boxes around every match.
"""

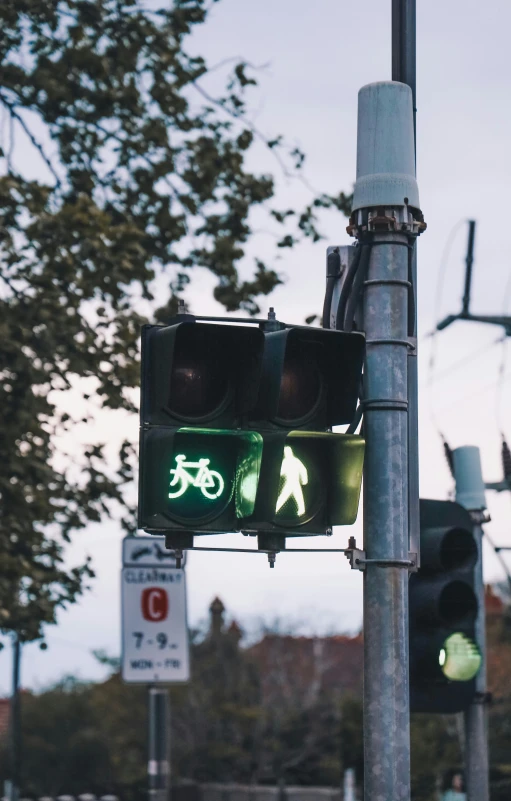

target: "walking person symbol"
[276,446,308,516]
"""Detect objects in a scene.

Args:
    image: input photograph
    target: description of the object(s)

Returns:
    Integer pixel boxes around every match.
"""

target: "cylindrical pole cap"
[453,446,487,511]
[352,81,420,212]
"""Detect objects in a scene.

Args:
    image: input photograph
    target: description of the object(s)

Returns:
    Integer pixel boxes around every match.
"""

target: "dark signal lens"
[169,339,230,419]
[440,527,477,570]
[439,581,477,625]
[276,353,322,424]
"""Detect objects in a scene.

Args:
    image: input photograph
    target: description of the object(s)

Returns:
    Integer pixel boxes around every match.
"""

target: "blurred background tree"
[2,595,511,801]
[0,0,350,643]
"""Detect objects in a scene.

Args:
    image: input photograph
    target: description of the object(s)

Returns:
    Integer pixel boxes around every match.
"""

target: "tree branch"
[0,93,62,189]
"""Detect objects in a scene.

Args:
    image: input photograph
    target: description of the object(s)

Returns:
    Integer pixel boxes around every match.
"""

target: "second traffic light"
[138,317,365,539]
[410,499,482,713]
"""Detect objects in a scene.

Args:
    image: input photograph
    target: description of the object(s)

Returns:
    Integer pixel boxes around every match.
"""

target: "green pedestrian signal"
[276,446,309,518]
[409,499,482,713]
[138,313,365,548]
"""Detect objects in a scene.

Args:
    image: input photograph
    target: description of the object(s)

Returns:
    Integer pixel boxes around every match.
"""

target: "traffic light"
[409,499,482,713]
[138,315,365,545]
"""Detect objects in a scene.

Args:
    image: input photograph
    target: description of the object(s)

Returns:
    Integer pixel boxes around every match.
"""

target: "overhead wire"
[433,370,511,416]
[420,336,502,388]
[426,218,467,438]
[495,267,511,435]
[419,219,511,585]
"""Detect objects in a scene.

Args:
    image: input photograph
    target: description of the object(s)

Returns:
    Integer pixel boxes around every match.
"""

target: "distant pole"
[392,0,420,568]
[462,221,476,315]
[452,446,490,801]
[392,0,416,141]
[148,687,171,801]
[9,635,21,801]
[343,768,356,801]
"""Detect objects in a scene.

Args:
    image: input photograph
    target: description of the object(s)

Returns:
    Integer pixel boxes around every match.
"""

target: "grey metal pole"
[9,635,21,801]
[452,446,490,801]
[392,0,420,567]
[148,687,171,801]
[350,81,424,801]
[362,235,411,801]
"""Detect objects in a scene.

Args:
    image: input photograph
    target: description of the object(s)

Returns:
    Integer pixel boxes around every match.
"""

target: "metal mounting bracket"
[345,547,367,571]
[345,542,417,572]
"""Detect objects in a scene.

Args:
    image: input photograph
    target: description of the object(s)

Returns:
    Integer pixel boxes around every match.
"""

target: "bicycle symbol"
[168,454,224,500]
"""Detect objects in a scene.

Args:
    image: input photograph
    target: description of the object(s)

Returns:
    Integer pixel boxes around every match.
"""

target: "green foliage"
[339,696,363,786]
[0,0,348,641]
[16,677,114,798]
[170,628,262,782]
[410,714,461,801]
[8,624,362,797]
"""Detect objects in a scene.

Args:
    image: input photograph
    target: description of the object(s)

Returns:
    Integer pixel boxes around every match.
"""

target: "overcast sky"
[2,0,511,693]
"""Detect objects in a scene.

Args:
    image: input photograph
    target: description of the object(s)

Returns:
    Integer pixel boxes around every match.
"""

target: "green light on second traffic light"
[439,632,482,681]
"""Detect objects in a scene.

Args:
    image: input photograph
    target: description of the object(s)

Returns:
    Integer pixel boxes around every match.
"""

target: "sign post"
[122,537,190,801]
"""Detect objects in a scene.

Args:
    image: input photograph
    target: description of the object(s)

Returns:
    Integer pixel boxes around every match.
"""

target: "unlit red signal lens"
[276,355,322,423]
[170,349,230,419]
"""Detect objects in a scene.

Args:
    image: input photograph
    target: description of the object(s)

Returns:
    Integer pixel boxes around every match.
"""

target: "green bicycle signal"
[169,454,225,500]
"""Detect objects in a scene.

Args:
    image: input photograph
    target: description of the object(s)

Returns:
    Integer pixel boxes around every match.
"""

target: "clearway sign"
[121,538,190,684]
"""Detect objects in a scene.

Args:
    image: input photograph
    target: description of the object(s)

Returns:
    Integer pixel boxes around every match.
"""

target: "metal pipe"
[148,687,170,801]
[9,635,21,801]
[392,0,419,569]
[452,446,489,801]
[392,0,416,144]
[462,221,476,315]
[362,235,411,801]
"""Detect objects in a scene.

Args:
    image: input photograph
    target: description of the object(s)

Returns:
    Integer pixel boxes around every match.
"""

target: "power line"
[434,370,511,416]
[426,219,469,437]
[421,336,502,389]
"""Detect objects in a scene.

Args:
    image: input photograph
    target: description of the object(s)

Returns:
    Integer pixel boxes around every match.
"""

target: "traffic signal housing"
[409,499,482,713]
[138,316,365,543]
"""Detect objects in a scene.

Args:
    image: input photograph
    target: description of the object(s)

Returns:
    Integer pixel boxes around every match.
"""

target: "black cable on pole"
[344,245,371,332]
[347,403,364,435]
[322,276,336,329]
[408,243,416,337]
[335,244,362,331]
[442,435,455,478]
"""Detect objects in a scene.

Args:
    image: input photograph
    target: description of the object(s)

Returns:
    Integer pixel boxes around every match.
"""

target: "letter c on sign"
[141,587,169,622]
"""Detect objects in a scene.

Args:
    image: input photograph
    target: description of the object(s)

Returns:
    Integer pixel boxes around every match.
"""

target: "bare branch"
[0,93,62,189]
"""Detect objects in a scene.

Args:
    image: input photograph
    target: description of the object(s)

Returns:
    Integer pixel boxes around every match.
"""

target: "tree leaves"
[0,0,350,640]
